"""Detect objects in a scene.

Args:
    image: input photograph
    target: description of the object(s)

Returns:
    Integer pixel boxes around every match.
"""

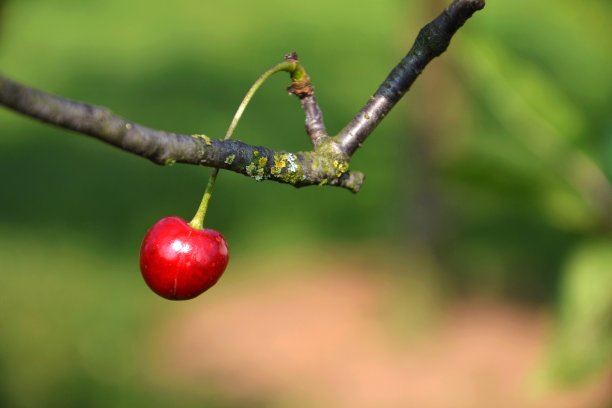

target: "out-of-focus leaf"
[467,0,612,115]
[602,123,612,179]
[460,37,587,146]
[547,240,612,383]
[458,37,611,230]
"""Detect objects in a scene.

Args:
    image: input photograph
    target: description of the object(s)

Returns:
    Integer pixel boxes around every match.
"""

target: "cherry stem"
[189,168,219,230]
[189,56,307,230]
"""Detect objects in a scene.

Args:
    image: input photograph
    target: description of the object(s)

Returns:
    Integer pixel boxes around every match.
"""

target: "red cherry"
[139,216,229,300]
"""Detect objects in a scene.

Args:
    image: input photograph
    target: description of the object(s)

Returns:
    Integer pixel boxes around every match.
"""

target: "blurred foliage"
[0,0,611,405]
[547,240,612,384]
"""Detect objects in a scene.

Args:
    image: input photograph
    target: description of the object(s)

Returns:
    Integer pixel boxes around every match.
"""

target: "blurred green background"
[1,0,611,406]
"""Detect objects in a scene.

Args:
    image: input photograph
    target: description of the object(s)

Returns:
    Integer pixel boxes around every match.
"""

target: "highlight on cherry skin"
[139,216,229,300]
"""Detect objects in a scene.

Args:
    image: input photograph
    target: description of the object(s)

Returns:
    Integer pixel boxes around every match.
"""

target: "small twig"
[298,95,328,145]
[284,52,328,145]
[335,0,485,156]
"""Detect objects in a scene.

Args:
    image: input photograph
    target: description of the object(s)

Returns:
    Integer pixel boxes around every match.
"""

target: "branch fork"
[0,0,485,193]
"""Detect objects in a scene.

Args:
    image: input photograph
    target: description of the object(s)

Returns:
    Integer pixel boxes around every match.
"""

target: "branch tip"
[336,0,485,156]
[284,51,299,61]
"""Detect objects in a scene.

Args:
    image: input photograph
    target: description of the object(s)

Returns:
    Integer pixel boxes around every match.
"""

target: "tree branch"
[0,74,363,191]
[0,0,484,193]
[335,0,485,156]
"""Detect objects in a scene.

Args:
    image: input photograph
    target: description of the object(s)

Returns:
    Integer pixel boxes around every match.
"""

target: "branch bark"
[0,0,484,192]
[335,0,485,156]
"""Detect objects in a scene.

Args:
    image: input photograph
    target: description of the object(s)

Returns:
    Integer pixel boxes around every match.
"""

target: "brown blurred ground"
[149,252,612,408]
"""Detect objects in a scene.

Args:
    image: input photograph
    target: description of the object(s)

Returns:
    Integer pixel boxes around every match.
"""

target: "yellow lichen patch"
[192,134,212,146]
[271,153,288,176]
[245,162,257,177]
[224,154,236,165]
[245,153,269,181]
[246,152,304,184]
[333,159,349,178]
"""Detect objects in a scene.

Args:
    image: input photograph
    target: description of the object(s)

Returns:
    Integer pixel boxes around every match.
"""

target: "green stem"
[188,168,218,230]
[224,60,300,139]
[189,59,304,229]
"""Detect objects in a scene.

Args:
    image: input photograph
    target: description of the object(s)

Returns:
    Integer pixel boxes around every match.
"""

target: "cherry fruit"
[140,216,229,300]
